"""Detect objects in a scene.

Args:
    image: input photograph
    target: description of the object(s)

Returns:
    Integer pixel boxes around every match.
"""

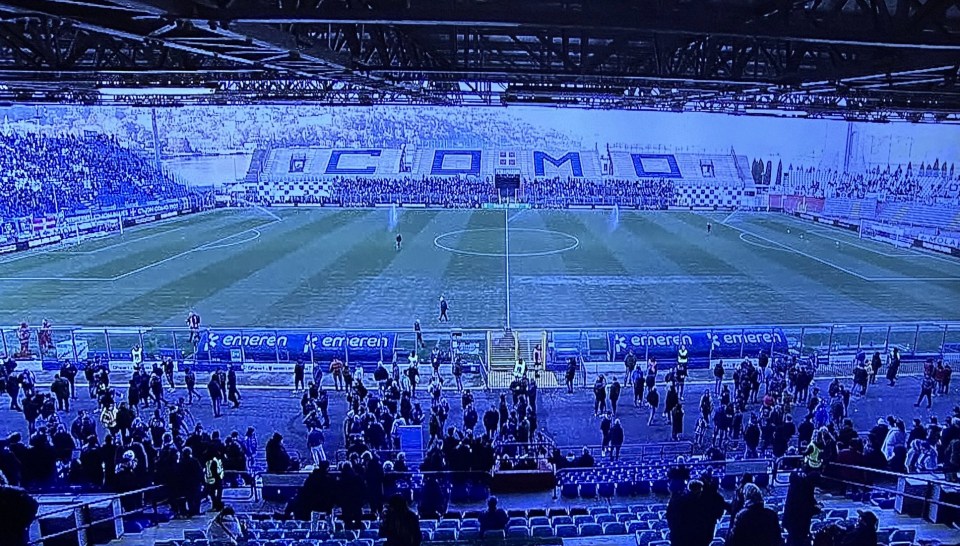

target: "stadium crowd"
[0,333,958,546]
[0,133,190,220]
[329,176,497,207]
[524,177,677,208]
[776,163,960,203]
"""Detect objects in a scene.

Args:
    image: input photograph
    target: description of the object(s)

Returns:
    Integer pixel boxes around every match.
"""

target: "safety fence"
[3,321,958,380]
[28,484,168,546]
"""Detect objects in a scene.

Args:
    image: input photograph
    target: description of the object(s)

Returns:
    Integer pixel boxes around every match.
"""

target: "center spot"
[434,228,580,257]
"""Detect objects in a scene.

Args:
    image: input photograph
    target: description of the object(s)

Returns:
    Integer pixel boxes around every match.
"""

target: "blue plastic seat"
[599,482,615,497]
[617,513,635,524]
[596,514,616,526]
[890,530,916,543]
[552,516,574,526]
[359,530,378,540]
[506,517,526,529]
[616,482,635,496]
[531,525,554,538]
[460,519,479,529]
[528,516,549,527]
[433,528,457,541]
[459,528,481,540]
[419,520,437,531]
[579,523,603,537]
[557,524,579,537]
[437,520,458,529]
[589,507,610,516]
[560,483,579,498]
[286,530,308,540]
[580,482,597,498]
[627,521,649,533]
[483,530,505,539]
[419,531,431,542]
[636,530,659,545]
[506,526,529,539]
[573,515,594,527]
[603,522,627,535]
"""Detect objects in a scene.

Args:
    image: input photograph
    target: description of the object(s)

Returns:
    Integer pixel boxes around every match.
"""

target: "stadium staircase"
[487,329,519,388]
[244,148,269,184]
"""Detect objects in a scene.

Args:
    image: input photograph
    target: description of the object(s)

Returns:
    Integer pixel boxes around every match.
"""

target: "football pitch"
[1,206,959,331]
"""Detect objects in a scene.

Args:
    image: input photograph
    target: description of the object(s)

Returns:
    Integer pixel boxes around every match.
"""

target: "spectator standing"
[783,467,821,546]
[227,366,241,409]
[609,378,621,415]
[184,367,201,404]
[593,375,607,415]
[671,403,684,441]
[726,484,783,546]
[0,472,38,546]
[869,352,882,384]
[207,374,223,418]
[610,419,624,460]
[624,350,637,383]
[293,360,305,393]
[647,386,660,425]
[886,348,900,386]
[50,374,70,412]
[713,360,725,394]
[380,494,421,546]
[60,360,78,399]
[564,358,577,393]
[915,373,935,409]
[331,358,345,391]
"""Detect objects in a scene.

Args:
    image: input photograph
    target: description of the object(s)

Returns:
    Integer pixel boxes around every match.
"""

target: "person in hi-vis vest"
[677,344,689,367]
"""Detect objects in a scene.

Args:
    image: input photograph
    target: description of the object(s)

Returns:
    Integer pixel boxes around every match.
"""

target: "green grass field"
[1,206,959,331]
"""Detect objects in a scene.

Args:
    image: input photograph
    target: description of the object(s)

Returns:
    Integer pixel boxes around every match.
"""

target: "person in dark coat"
[177,447,205,517]
[726,483,783,546]
[840,510,878,546]
[285,462,335,520]
[379,494,421,546]
[886,348,900,386]
[0,473,38,546]
[337,461,366,530]
[667,480,722,546]
[783,467,820,546]
[265,433,293,473]
[671,403,684,441]
[479,496,509,535]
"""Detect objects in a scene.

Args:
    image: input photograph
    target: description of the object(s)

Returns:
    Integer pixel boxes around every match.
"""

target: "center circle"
[434,228,580,257]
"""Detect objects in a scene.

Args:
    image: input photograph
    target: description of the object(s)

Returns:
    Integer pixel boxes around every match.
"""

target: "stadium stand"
[0,133,191,219]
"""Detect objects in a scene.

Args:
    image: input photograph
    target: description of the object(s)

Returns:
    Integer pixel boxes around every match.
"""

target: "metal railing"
[3,321,958,378]
[772,456,960,517]
[28,484,169,546]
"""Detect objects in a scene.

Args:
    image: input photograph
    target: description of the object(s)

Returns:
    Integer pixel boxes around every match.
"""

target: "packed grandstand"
[1,112,960,546]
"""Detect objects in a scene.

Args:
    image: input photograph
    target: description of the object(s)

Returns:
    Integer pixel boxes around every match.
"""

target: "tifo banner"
[608,328,789,367]
[197,330,396,365]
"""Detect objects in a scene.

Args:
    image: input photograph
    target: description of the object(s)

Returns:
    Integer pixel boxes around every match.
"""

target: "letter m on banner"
[533,151,583,177]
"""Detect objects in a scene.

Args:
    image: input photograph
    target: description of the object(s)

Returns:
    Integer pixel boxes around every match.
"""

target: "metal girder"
[0,0,954,116]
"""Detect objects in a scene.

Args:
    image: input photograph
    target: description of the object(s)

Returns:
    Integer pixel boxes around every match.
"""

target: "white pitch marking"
[110,220,280,280]
[433,227,580,258]
[738,232,792,253]
[724,223,873,281]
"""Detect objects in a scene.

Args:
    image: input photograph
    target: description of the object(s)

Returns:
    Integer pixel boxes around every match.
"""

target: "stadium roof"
[0,0,958,120]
